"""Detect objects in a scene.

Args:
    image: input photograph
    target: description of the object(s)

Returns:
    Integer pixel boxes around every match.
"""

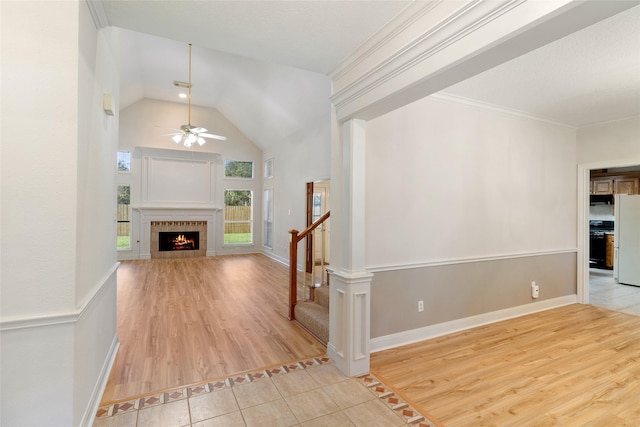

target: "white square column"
[328,118,373,376]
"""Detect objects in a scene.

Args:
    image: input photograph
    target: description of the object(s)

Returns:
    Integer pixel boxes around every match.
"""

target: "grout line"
[96,355,438,426]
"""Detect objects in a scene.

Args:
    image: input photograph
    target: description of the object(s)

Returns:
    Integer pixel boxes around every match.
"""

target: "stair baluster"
[288,211,330,321]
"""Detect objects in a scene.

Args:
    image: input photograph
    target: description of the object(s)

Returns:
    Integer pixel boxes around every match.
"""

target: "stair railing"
[289,210,330,320]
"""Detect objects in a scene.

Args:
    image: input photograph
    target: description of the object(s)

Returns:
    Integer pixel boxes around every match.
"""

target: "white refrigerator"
[614,194,640,286]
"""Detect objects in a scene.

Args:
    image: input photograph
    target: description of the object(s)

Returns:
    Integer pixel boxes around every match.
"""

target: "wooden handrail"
[298,211,330,240]
[289,211,330,320]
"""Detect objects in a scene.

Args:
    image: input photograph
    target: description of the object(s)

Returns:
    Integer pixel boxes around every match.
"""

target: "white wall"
[1,1,119,425]
[366,96,577,268]
[74,7,120,425]
[577,116,640,165]
[118,99,263,258]
[261,115,332,264]
[364,95,578,345]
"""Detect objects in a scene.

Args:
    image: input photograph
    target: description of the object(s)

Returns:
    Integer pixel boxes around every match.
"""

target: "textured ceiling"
[441,3,640,128]
[103,0,410,74]
[104,1,640,151]
[104,0,410,149]
[117,29,333,149]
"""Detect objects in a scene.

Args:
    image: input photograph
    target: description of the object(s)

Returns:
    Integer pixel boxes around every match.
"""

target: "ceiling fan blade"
[200,133,228,141]
[191,127,208,133]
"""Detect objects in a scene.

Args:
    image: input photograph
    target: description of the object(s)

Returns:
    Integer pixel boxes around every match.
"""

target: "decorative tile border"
[96,355,437,426]
[357,372,437,426]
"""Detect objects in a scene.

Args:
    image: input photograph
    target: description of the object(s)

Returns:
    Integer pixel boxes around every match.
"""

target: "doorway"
[305,180,330,275]
[583,164,640,316]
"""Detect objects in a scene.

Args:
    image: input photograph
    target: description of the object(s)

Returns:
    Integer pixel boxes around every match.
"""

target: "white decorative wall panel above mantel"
[136,147,222,209]
[133,148,223,258]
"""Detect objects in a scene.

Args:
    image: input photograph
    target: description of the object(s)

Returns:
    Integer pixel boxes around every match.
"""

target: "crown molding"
[330,0,637,123]
[431,92,577,129]
[86,0,110,29]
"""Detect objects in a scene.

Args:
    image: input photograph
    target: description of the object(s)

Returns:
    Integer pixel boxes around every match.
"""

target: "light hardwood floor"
[371,304,640,426]
[101,254,325,405]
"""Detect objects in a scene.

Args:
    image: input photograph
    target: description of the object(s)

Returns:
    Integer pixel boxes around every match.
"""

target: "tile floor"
[94,357,436,427]
[589,268,640,316]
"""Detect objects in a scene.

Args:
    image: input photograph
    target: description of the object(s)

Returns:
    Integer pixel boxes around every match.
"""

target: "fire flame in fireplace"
[172,234,192,247]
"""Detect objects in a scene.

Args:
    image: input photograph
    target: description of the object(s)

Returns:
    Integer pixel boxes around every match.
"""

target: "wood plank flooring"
[101,254,325,405]
[371,304,640,426]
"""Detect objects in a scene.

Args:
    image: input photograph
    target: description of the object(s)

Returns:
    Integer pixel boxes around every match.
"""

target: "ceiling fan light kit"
[169,44,227,148]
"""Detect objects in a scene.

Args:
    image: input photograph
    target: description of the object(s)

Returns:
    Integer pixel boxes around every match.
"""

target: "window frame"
[117,151,132,173]
[116,184,131,250]
[264,158,273,179]
[223,189,254,246]
[263,188,273,249]
[224,160,254,179]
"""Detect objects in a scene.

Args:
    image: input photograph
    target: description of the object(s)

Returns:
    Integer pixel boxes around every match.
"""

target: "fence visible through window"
[117,185,131,249]
[224,191,253,244]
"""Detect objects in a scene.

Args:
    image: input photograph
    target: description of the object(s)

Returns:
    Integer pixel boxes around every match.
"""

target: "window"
[117,185,131,249]
[313,192,322,222]
[117,151,131,172]
[264,158,273,179]
[224,160,253,178]
[263,188,273,248]
[224,190,253,245]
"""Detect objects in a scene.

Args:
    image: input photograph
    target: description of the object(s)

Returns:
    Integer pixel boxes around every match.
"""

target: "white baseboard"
[81,336,120,427]
[371,295,577,353]
[262,250,289,266]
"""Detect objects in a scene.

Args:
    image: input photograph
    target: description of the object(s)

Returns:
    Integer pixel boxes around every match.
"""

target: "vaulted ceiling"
[101,1,640,150]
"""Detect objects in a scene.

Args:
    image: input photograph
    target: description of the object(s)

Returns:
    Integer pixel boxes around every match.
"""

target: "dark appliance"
[589,220,614,269]
[590,194,614,206]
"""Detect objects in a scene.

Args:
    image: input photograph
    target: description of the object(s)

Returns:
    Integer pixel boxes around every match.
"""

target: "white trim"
[577,114,640,130]
[80,337,120,427]
[0,263,119,331]
[261,250,289,267]
[85,0,110,29]
[370,294,577,353]
[577,164,591,305]
[330,1,440,81]
[77,263,120,321]
[331,0,524,99]
[0,312,78,331]
[577,156,640,306]
[368,249,577,273]
[430,92,577,129]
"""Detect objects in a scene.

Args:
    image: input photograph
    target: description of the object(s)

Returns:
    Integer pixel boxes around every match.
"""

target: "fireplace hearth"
[159,231,199,251]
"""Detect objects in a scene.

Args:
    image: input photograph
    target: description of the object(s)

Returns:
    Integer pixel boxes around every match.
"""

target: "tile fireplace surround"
[151,221,207,259]
[135,207,219,259]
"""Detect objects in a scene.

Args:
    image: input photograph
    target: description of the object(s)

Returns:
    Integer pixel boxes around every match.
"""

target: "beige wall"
[371,252,576,339]
[577,116,640,165]
[365,95,578,345]
[1,1,119,425]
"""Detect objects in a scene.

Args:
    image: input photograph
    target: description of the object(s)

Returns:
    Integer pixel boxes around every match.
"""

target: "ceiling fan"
[168,43,227,147]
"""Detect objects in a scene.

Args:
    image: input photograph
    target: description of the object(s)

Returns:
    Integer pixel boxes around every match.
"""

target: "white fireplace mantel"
[134,207,220,259]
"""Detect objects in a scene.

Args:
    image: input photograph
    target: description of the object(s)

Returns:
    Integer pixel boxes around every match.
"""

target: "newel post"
[289,229,299,320]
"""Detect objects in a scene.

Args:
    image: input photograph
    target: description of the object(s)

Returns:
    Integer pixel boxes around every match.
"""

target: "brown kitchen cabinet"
[606,233,615,269]
[614,177,639,195]
[591,178,614,194]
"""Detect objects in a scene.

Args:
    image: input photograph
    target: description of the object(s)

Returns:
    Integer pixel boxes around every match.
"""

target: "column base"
[327,269,373,376]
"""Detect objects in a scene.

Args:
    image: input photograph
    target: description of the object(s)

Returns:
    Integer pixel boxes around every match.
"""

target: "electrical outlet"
[531,281,539,299]
[418,300,424,312]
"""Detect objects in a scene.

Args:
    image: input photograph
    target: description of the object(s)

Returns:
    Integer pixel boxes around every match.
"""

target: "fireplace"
[150,220,208,259]
[159,231,199,252]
